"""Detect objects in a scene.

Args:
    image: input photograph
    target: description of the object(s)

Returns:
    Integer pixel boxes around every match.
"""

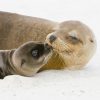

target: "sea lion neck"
[0,50,16,78]
[7,49,18,75]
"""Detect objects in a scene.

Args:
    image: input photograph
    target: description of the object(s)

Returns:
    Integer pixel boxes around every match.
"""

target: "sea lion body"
[0,11,56,49]
[0,11,96,71]
[0,41,52,78]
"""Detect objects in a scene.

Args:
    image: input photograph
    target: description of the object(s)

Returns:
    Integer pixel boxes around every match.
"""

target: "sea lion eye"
[32,49,39,57]
[67,36,79,44]
[70,36,78,40]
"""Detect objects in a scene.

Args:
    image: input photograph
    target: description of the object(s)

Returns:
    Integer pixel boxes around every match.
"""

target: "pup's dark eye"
[32,49,38,57]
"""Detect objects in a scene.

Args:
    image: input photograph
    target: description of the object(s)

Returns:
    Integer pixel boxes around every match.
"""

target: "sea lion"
[0,11,96,71]
[0,41,52,78]
[41,21,96,70]
[0,11,56,49]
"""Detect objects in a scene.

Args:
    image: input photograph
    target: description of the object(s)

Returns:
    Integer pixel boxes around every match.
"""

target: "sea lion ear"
[69,30,78,38]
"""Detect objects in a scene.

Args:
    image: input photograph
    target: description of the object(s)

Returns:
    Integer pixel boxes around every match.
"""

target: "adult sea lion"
[42,21,96,70]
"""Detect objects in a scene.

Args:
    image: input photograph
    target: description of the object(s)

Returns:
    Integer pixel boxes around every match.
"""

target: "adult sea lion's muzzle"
[49,35,57,43]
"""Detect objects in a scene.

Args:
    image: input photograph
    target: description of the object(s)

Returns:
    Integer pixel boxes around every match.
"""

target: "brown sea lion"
[41,21,96,70]
[0,41,52,78]
[0,11,96,71]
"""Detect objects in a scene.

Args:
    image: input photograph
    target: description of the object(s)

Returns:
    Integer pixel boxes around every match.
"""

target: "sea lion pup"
[0,11,96,71]
[0,41,52,78]
[40,21,96,71]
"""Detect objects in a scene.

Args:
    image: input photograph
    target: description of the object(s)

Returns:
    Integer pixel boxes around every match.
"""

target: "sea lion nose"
[44,43,53,54]
[44,43,53,50]
[49,35,57,43]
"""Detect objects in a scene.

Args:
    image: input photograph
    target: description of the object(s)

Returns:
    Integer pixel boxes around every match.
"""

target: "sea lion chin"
[0,41,52,78]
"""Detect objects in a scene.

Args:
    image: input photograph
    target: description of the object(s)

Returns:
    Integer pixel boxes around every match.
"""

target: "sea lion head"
[46,21,96,69]
[10,41,52,76]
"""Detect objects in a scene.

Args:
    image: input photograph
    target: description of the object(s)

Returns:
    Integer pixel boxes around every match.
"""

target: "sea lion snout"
[45,33,58,47]
[44,43,53,54]
[49,35,57,43]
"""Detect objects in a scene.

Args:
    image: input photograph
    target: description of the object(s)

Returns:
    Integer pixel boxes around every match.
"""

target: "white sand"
[0,0,100,100]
